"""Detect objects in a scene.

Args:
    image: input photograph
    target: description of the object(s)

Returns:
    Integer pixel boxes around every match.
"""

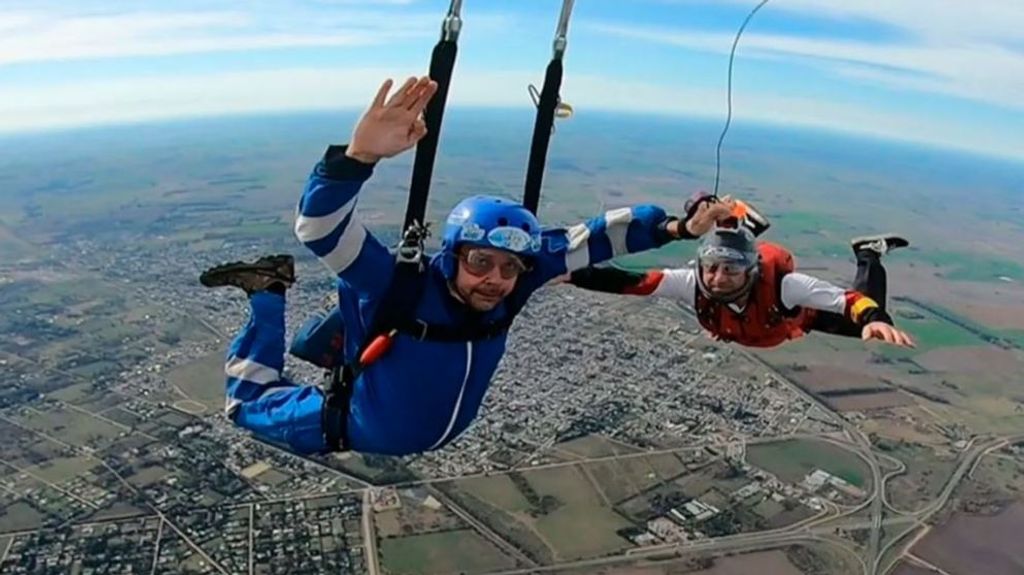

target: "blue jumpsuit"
[223,146,678,456]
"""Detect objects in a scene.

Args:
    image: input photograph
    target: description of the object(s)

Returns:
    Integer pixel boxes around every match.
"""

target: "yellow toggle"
[850,296,879,322]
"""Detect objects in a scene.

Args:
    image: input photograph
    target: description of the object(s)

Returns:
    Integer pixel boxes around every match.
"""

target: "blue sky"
[2,0,1023,161]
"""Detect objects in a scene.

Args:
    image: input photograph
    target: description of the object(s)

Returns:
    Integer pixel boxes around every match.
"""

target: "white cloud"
[659,0,1024,44]
[722,0,1024,44]
[312,0,419,4]
[0,6,439,66]
[0,1,1018,160]
[1,65,1019,161]
[0,3,520,66]
[584,21,1024,111]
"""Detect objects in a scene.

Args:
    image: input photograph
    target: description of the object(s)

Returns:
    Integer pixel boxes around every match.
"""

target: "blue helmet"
[439,195,542,279]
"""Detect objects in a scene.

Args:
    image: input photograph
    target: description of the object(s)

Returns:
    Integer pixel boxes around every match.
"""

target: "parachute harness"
[323,0,576,452]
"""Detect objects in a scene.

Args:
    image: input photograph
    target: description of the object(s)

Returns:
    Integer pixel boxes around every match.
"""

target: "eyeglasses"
[459,249,530,280]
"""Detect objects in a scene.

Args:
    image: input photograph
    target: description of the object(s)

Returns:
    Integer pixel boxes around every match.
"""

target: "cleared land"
[552,549,805,575]
[883,442,958,513]
[11,405,125,449]
[450,463,636,563]
[913,502,1024,575]
[557,435,643,459]
[746,438,870,489]
[379,529,517,575]
[827,391,915,412]
[165,352,227,413]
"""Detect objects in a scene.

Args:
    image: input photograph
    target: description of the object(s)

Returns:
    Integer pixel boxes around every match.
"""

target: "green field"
[253,468,291,488]
[873,299,1020,364]
[28,456,98,484]
[913,249,1024,282]
[584,453,688,504]
[325,452,415,485]
[375,495,464,538]
[10,439,69,469]
[526,466,634,560]
[1001,329,1024,348]
[165,352,225,412]
[747,438,870,488]
[14,405,125,449]
[900,318,980,350]
[380,529,517,575]
[458,475,532,513]
[126,465,172,488]
[49,382,97,404]
[555,434,641,459]
[883,443,958,513]
[0,502,48,532]
[442,484,554,564]
[449,464,636,563]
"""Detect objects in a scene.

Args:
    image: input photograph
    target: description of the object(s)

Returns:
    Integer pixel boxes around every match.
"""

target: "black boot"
[850,234,909,257]
[199,254,296,295]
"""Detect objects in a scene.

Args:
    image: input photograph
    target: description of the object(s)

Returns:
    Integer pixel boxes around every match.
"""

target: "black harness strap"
[391,290,528,343]
[323,1,579,452]
[523,0,574,215]
[323,1,463,453]
[403,1,461,231]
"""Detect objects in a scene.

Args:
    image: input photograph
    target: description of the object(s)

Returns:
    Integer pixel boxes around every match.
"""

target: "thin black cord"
[713,0,770,198]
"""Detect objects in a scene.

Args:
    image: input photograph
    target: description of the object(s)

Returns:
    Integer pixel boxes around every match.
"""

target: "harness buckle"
[412,319,430,341]
[396,221,431,266]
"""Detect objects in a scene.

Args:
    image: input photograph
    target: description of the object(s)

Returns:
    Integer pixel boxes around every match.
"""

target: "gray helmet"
[695,226,760,302]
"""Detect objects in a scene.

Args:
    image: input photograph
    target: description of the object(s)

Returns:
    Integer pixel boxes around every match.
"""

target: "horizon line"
[1,104,1021,166]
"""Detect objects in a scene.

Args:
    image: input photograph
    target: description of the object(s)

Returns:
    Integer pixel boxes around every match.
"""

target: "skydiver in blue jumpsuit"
[199,76,693,457]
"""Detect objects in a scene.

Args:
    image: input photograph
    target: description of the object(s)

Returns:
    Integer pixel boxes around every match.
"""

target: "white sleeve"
[780,272,847,314]
[652,268,697,306]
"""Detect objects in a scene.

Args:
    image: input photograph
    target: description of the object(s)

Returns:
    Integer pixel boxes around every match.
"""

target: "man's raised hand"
[346,76,439,164]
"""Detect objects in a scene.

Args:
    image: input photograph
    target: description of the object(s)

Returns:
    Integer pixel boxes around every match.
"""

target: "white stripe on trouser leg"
[606,224,629,257]
[564,224,591,271]
[225,357,280,384]
[225,396,242,416]
[224,386,295,417]
[603,207,633,226]
[604,207,633,256]
[255,386,297,400]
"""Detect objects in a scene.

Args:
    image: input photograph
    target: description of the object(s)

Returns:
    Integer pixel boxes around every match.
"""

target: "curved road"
[871,434,1024,575]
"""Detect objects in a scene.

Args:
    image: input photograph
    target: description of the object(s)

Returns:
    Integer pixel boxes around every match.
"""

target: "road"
[487,531,864,575]
[708,338,1024,574]
[426,485,538,568]
[736,344,890,569]
[871,433,1024,575]
[362,490,380,575]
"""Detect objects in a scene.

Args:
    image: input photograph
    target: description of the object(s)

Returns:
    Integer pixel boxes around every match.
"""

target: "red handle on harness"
[359,329,398,367]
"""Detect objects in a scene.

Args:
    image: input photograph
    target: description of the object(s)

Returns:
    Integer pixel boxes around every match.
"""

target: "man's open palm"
[862,321,916,348]
[348,76,439,163]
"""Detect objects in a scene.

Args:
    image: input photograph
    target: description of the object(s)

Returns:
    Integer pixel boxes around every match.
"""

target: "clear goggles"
[459,248,530,280]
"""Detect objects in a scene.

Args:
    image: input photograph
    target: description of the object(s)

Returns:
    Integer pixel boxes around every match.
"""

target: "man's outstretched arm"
[782,272,915,347]
[560,196,737,300]
[567,265,696,303]
[295,146,393,297]
[295,76,438,297]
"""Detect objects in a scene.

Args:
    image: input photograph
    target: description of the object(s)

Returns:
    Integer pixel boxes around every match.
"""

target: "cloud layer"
[588,0,1024,111]
[0,1,1020,160]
